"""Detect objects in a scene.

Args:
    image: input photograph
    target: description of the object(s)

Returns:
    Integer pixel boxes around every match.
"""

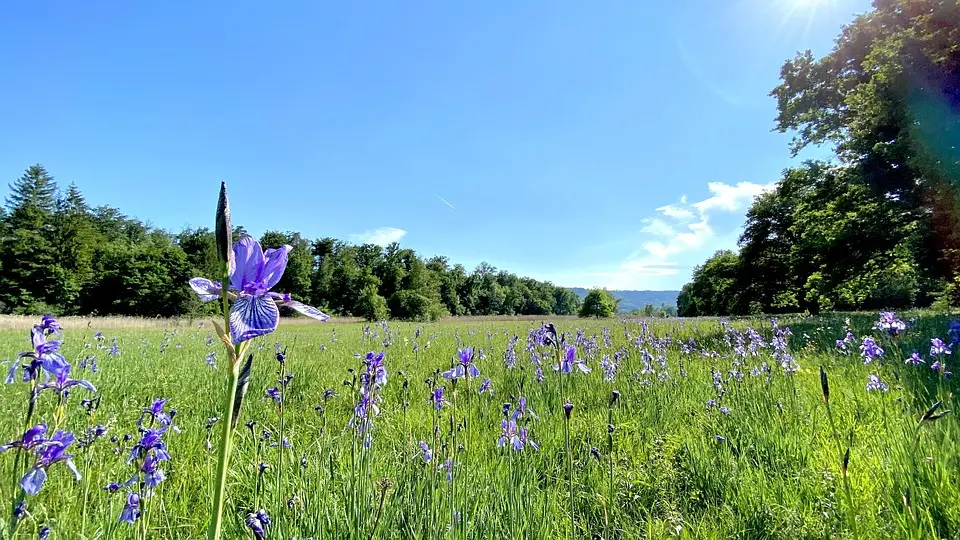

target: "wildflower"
[948,321,960,347]
[866,374,888,392]
[478,378,493,396]
[430,387,450,411]
[719,406,731,415]
[875,312,906,336]
[555,344,591,374]
[120,491,141,523]
[205,351,216,368]
[930,360,952,377]
[442,347,480,380]
[108,341,120,357]
[503,335,518,368]
[600,354,618,381]
[0,424,49,453]
[860,338,884,364]
[419,441,433,463]
[7,322,69,383]
[439,459,454,482]
[905,352,924,366]
[498,420,521,450]
[19,430,81,495]
[511,396,537,421]
[188,237,329,344]
[930,338,950,357]
[139,398,175,429]
[245,509,271,539]
[38,526,50,540]
[563,400,574,419]
[265,387,281,403]
[36,365,96,396]
[519,427,539,450]
[13,500,26,522]
[361,351,388,386]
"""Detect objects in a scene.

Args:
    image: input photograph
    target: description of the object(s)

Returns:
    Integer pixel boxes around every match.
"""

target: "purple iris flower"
[265,387,282,403]
[519,427,539,451]
[141,452,167,488]
[430,387,450,411]
[0,424,50,459]
[419,440,433,463]
[874,312,906,336]
[905,352,924,366]
[498,420,522,450]
[555,344,591,374]
[139,398,174,429]
[866,374,888,392]
[860,338,884,364]
[511,396,537,421]
[478,378,493,396]
[7,323,69,384]
[20,430,80,495]
[439,459,454,482]
[442,347,480,380]
[930,338,950,357]
[189,237,329,344]
[38,316,62,337]
[120,492,141,524]
[361,352,388,386]
[36,365,96,396]
[128,427,171,464]
[245,509,271,540]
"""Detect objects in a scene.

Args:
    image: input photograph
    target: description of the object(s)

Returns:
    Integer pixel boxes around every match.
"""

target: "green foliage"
[0,165,579,319]
[677,250,741,316]
[2,313,959,537]
[685,0,960,315]
[578,287,618,318]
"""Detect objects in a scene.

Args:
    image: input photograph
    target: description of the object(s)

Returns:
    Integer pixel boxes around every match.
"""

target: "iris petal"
[284,300,330,322]
[189,278,222,302]
[20,467,47,495]
[231,237,264,292]
[230,294,280,344]
[261,246,291,290]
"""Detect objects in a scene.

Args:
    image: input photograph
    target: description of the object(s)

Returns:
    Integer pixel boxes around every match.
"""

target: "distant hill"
[569,288,679,313]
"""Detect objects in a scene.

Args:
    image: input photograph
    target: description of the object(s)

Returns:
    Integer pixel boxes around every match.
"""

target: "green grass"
[0,313,958,539]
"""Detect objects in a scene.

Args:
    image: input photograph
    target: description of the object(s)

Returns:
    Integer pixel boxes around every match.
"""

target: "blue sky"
[0,0,871,290]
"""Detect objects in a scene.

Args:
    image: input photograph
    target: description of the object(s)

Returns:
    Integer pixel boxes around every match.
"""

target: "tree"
[0,165,61,312]
[578,288,618,318]
[677,251,741,316]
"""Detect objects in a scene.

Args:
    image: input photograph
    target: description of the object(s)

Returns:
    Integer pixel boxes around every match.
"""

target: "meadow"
[0,312,958,539]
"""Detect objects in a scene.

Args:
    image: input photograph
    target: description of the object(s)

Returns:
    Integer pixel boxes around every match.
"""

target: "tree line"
[679,0,960,316]
[0,166,582,320]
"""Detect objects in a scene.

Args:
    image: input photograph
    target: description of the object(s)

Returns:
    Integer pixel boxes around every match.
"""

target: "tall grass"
[0,312,957,538]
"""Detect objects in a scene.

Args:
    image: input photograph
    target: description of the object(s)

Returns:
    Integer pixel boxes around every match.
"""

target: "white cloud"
[656,204,695,220]
[348,227,407,246]
[566,181,773,289]
[692,181,773,213]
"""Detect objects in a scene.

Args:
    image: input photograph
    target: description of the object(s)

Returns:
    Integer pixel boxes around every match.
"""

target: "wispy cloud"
[554,181,774,290]
[435,193,456,210]
[348,227,407,246]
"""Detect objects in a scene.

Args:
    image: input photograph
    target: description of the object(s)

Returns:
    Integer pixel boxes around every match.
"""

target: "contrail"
[435,194,456,210]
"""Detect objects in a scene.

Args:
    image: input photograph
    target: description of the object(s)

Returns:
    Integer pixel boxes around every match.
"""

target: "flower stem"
[208,363,239,540]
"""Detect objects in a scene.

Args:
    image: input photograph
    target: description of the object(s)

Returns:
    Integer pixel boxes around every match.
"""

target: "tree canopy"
[680,0,960,316]
[578,288,618,318]
[0,168,581,320]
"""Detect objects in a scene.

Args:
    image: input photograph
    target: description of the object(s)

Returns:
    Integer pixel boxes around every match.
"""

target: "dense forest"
[0,166,582,320]
[679,0,960,316]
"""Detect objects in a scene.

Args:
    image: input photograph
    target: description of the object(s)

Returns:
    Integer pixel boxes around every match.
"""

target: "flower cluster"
[874,312,906,336]
[0,425,80,495]
[351,352,388,447]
